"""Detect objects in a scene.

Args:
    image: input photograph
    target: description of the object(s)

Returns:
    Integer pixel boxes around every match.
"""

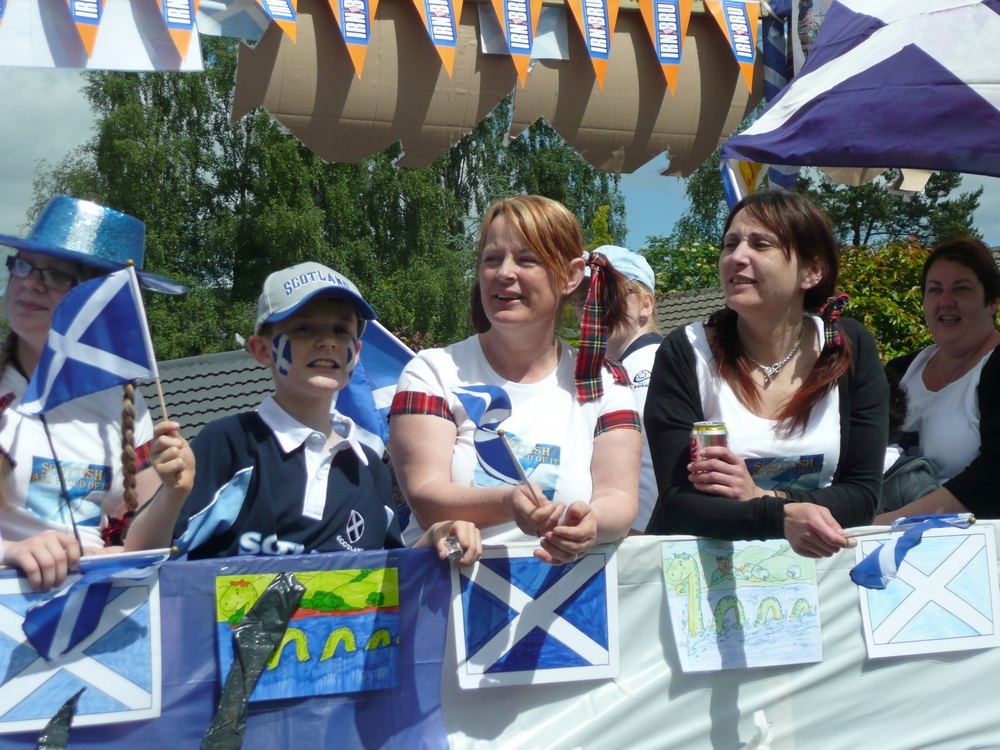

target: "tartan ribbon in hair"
[821,293,850,350]
[0,391,15,472]
[575,252,610,403]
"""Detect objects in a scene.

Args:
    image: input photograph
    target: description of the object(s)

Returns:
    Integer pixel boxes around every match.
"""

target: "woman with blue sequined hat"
[0,196,188,592]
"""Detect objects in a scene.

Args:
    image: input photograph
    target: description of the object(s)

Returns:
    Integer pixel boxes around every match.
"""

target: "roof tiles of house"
[655,287,725,334]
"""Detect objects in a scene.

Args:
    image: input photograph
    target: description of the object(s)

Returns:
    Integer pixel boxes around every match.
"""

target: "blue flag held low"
[18,266,158,415]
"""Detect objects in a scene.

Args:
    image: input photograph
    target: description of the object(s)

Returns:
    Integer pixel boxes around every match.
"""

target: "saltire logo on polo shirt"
[566,0,619,89]
[346,510,365,544]
[254,0,298,40]
[156,0,200,59]
[490,0,541,86]
[705,0,758,91]
[411,0,463,76]
[638,0,692,94]
[452,385,522,486]
[452,547,620,687]
[330,0,379,77]
[67,0,105,57]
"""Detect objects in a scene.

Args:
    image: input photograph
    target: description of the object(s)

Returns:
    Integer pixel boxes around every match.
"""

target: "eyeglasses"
[6,255,79,292]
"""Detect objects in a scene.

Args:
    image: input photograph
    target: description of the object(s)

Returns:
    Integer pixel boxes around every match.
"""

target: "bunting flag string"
[704,0,758,91]
[329,0,378,76]
[254,0,298,41]
[638,0,691,95]
[411,0,463,77]
[67,0,104,57]
[490,0,541,86]
[156,0,200,60]
[566,0,619,89]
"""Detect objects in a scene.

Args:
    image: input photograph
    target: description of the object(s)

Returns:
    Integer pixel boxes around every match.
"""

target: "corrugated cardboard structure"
[231,0,761,172]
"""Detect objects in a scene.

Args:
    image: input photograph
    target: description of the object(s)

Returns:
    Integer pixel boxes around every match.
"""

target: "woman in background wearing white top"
[645,191,888,558]
[876,238,1000,524]
[389,195,642,565]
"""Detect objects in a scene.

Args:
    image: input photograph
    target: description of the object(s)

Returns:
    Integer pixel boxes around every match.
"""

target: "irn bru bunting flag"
[638,0,691,95]
[157,0,200,59]
[68,0,104,57]
[411,0,463,77]
[254,0,298,41]
[491,0,541,86]
[566,0,619,89]
[330,0,378,76]
[705,0,758,91]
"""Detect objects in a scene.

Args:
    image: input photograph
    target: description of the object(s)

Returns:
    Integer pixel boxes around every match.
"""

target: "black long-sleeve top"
[644,318,888,540]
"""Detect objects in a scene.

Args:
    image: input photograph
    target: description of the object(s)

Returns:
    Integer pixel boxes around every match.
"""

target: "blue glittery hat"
[0,196,187,295]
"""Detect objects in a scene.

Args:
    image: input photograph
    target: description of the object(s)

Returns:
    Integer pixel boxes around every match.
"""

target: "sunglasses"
[6,255,79,292]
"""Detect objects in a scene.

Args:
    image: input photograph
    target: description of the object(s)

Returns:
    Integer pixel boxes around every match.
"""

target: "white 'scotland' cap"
[255,262,376,335]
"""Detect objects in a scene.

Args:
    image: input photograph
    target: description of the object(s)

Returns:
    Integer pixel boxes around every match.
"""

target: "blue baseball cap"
[592,245,656,293]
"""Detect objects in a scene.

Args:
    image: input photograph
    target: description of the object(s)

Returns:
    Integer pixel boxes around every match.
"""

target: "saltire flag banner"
[761,0,798,189]
[332,320,413,456]
[850,514,976,590]
[329,0,378,76]
[157,0,201,59]
[638,0,692,95]
[491,0,542,86]
[19,267,157,416]
[720,157,766,208]
[0,0,6,27]
[452,385,522,485]
[253,0,297,40]
[411,0,463,77]
[67,0,105,57]
[721,0,1000,180]
[452,545,619,688]
[22,550,169,663]
[705,0,758,92]
[566,0,619,89]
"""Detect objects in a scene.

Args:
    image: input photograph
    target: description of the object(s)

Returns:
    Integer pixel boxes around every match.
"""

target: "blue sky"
[3,66,1000,251]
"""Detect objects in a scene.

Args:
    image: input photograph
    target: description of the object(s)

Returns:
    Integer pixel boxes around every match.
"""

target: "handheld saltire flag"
[332,320,414,456]
[157,0,200,59]
[638,0,692,95]
[22,549,170,662]
[452,385,523,485]
[18,266,158,416]
[566,0,619,89]
[850,514,976,590]
[329,0,378,77]
[67,0,105,57]
[411,0,463,77]
[705,0,758,92]
[255,0,297,40]
[720,157,766,208]
[761,0,798,189]
[491,0,542,86]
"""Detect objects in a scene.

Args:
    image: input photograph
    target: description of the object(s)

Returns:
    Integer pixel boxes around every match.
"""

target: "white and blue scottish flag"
[19,267,157,415]
[452,545,619,688]
[721,0,1000,181]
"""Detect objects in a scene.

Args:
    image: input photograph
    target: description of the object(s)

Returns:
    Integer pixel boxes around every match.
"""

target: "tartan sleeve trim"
[389,391,454,421]
[134,438,154,472]
[604,360,630,386]
[594,409,641,437]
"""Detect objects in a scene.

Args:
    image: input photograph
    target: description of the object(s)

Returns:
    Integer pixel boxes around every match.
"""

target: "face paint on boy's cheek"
[344,337,359,377]
[272,334,293,376]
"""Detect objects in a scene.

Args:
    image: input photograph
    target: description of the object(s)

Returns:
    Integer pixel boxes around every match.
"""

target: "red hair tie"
[822,293,850,350]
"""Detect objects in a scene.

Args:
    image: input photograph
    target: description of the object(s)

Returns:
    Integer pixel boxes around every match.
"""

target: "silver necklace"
[744,324,805,383]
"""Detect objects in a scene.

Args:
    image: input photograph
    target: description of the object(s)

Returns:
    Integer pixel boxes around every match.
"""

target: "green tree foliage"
[643,239,720,295]
[31,40,626,359]
[587,205,616,250]
[365,591,385,607]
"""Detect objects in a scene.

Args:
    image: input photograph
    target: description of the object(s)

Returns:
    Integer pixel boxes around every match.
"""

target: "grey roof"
[137,349,271,441]
[655,287,725,334]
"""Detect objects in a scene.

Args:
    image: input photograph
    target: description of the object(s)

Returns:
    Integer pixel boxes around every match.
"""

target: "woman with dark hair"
[389,195,642,565]
[645,190,888,557]
[876,238,1000,523]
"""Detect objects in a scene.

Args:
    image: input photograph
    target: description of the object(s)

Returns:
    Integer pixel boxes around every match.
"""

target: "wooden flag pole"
[126,260,169,422]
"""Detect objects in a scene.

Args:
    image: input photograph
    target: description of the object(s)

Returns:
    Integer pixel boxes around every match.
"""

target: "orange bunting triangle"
[256,0,298,42]
[565,0,619,89]
[490,0,541,87]
[328,0,377,77]
[637,0,691,95]
[157,0,201,60]
[410,0,463,77]
[66,0,104,57]
[705,0,757,92]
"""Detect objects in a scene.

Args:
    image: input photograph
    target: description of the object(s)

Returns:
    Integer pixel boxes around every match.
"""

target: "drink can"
[691,421,728,463]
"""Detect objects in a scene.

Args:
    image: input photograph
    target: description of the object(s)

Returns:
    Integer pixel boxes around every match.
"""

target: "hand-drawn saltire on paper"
[410,0,463,76]
[704,0,758,91]
[565,0,618,89]
[662,538,821,672]
[452,545,619,688]
[328,0,377,76]
[0,574,162,734]
[638,0,691,94]
[855,525,1000,659]
[216,569,400,700]
[490,0,542,85]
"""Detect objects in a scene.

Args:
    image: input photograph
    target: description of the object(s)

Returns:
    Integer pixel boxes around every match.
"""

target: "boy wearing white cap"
[126,262,481,564]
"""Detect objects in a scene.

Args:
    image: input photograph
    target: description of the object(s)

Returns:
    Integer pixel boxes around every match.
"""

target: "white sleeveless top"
[899,345,988,483]
[687,316,841,492]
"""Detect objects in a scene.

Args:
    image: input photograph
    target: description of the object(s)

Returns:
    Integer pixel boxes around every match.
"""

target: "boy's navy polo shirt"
[173,396,404,559]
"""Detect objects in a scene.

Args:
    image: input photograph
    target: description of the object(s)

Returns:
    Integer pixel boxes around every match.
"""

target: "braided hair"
[0,330,18,509]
